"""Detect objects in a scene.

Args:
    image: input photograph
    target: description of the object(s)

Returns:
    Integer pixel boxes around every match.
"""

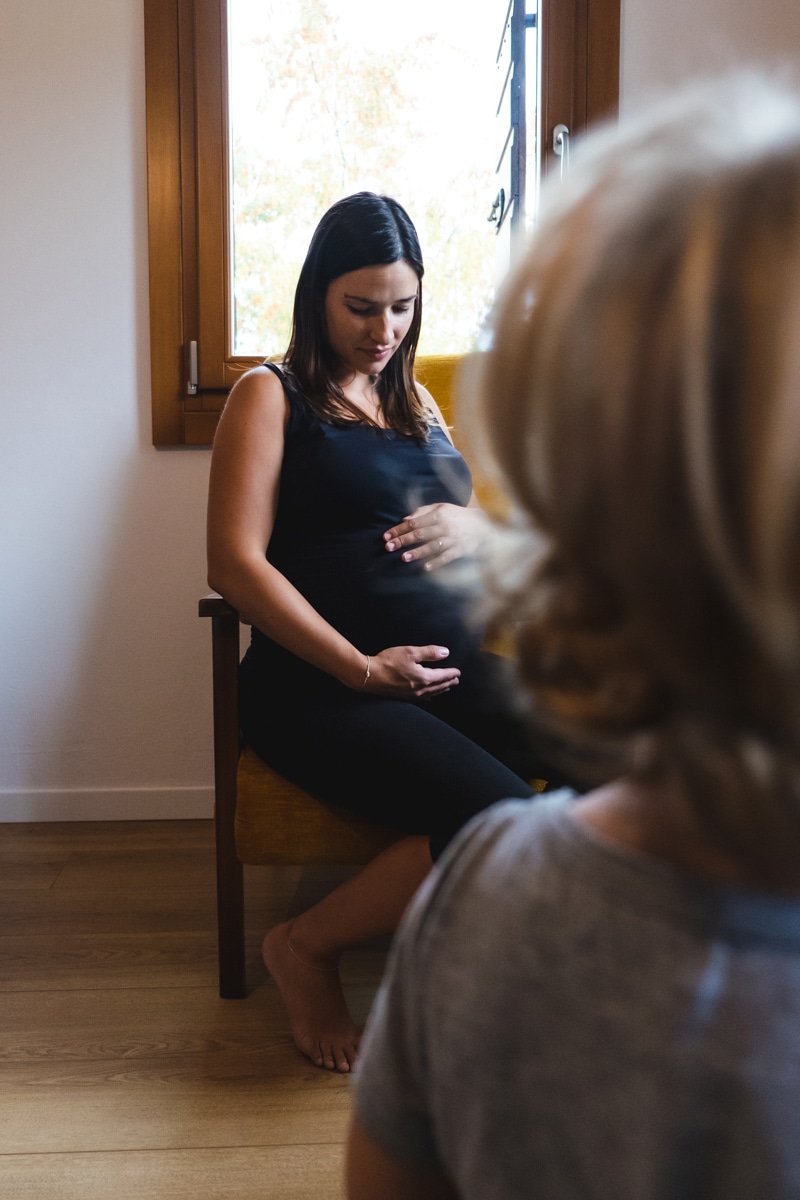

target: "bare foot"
[262,921,361,1073]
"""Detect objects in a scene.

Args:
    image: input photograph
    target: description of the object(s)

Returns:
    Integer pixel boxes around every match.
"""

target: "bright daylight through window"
[228,0,530,357]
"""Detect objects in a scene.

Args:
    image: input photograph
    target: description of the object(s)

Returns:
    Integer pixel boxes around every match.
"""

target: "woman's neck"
[337,371,386,424]
[576,776,800,894]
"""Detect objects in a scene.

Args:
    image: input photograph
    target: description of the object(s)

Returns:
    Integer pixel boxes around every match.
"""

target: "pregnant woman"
[207,192,571,1072]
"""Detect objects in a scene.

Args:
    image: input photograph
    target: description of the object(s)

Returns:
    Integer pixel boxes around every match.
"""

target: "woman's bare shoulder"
[218,364,288,427]
[211,367,290,467]
[228,362,286,402]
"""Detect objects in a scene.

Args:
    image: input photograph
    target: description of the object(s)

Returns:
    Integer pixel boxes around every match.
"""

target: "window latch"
[187,340,198,395]
[553,125,570,180]
[487,188,506,233]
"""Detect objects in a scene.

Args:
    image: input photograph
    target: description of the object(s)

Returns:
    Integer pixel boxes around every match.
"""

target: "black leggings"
[239,649,575,859]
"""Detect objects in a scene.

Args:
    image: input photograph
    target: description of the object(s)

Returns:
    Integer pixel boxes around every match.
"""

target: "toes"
[315,1039,355,1073]
[319,1042,337,1071]
[339,1037,361,1073]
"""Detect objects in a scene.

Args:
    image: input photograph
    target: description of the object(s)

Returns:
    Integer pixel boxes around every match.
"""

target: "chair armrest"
[199,592,239,619]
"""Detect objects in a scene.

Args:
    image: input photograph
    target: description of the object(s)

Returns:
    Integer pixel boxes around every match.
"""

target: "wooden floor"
[0,820,386,1198]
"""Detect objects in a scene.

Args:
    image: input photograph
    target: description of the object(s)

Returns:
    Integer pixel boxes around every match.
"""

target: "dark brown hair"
[283,192,428,437]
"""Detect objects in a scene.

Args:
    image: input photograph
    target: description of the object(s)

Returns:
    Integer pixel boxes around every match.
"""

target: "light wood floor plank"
[0,820,383,1195]
[0,887,295,937]
[0,820,216,856]
[0,931,222,991]
[0,1082,352,1155]
[0,979,381,1065]
[0,1145,346,1200]
[50,849,218,891]
[0,860,68,890]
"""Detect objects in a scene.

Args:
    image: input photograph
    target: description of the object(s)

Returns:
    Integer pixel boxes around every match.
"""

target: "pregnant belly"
[274,535,480,662]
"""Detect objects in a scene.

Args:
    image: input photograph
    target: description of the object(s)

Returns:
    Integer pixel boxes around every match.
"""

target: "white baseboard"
[0,786,215,822]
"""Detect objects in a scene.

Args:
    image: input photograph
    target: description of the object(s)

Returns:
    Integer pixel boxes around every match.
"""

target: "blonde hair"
[472,75,800,847]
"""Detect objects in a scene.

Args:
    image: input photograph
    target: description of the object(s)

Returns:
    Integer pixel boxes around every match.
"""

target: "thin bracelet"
[360,655,371,690]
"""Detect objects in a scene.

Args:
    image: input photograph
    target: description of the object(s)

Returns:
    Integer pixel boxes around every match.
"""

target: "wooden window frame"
[144,0,620,447]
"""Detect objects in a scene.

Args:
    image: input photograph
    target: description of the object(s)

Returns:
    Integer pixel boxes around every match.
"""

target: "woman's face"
[324,260,419,379]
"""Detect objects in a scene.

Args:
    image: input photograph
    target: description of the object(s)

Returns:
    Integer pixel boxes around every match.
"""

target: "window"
[144,0,619,446]
[229,1,510,359]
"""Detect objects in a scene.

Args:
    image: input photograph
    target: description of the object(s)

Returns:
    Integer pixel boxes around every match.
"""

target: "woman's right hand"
[363,646,461,698]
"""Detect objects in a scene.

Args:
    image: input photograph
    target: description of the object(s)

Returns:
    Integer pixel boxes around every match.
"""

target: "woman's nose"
[369,313,392,344]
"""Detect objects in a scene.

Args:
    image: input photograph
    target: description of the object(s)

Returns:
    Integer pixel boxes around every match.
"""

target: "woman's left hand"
[383,503,486,571]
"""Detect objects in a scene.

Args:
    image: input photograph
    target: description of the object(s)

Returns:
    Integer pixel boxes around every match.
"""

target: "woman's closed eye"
[346,304,413,316]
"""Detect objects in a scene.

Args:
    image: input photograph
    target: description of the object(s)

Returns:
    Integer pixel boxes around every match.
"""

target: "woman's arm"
[346,1118,458,1200]
[207,368,461,697]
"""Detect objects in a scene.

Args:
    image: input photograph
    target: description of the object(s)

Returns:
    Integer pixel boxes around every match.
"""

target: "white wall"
[0,0,214,819]
[1,0,799,821]
[621,0,800,106]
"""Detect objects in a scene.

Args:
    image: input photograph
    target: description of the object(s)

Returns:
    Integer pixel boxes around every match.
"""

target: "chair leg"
[210,610,247,998]
[215,816,246,999]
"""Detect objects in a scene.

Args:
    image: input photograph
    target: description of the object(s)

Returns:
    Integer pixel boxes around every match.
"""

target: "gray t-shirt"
[353,794,800,1199]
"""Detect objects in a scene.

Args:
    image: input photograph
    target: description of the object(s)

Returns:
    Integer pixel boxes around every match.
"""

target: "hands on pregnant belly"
[383,502,487,572]
[362,644,461,699]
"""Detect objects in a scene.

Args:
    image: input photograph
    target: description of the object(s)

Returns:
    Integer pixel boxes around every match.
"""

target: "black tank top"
[250,364,480,673]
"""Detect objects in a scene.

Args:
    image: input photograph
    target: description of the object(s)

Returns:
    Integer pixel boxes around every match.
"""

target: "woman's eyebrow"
[343,292,418,304]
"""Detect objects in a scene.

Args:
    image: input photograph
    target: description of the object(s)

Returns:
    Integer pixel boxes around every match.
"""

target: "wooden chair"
[201,355,464,998]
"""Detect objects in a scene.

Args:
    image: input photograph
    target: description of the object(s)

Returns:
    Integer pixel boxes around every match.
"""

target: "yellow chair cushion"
[414,354,462,427]
[234,747,403,866]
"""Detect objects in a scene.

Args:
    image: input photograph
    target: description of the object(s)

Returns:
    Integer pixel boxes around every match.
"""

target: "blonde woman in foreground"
[347,74,800,1199]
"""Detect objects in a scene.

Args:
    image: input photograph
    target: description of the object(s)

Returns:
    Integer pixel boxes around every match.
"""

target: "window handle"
[487,188,506,233]
[187,340,198,396]
[553,124,570,179]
